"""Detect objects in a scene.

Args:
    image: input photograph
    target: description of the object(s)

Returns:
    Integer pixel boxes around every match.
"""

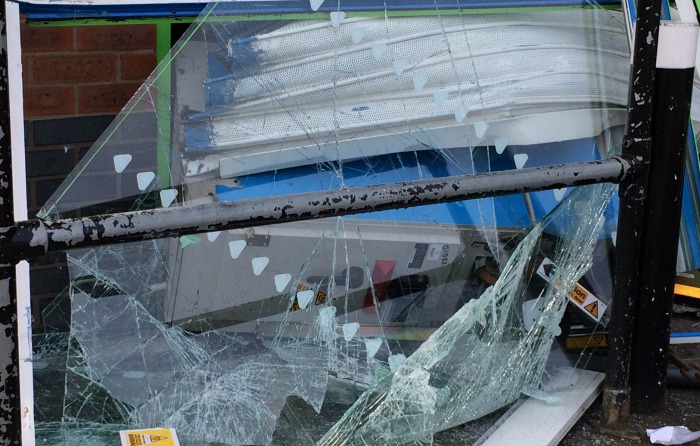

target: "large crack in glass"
[32,1,628,444]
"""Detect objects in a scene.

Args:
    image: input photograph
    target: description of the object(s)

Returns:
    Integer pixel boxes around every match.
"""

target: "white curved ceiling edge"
[212,108,627,178]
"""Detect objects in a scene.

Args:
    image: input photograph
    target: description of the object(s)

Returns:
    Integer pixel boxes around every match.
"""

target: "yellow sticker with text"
[565,334,607,350]
[568,283,589,306]
[536,257,607,323]
[119,428,180,446]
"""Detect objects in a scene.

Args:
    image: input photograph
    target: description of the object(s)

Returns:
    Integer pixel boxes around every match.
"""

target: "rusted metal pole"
[1,157,636,263]
[0,1,22,444]
[602,0,662,432]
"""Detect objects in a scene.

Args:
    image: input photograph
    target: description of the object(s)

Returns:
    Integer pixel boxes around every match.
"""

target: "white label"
[120,428,180,446]
[536,257,607,323]
[427,244,443,261]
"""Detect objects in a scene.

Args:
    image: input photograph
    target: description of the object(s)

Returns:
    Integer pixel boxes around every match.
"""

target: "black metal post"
[630,22,698,413]
[602,0,662,431]
[0,157,635,262]
[0,1,21,444]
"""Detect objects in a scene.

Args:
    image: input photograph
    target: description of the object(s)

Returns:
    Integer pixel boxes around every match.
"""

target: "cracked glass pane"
[32,1,629,444]
[685,65,700,271]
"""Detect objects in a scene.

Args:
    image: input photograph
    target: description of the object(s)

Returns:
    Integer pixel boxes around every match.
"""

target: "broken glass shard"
[31,2,630,445]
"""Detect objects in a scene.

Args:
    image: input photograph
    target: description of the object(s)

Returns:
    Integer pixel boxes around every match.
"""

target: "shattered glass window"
[33,1,629,444]
[685,55,700,270]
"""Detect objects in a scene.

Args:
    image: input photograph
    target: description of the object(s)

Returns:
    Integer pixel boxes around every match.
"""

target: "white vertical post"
[6,2,34,444]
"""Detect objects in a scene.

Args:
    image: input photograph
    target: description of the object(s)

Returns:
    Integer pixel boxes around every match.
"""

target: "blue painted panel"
[216,149,529,227]
[21,0,621,21]
[215,137,617,232]
[20,3,206,20]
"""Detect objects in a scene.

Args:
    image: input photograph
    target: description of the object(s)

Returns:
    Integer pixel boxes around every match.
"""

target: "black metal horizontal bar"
[4,156,636,263]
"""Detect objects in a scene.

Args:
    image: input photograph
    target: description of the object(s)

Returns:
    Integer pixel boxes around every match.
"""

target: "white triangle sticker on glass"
[364,338,382,359]
[474,121,488,139]
[393,59,409,76]
[207,231,221,242]
[330,11,346,28]
[229,240,246,259]
[371,43,388,60]
[309,0,324,11]
[350,26,366,44]
[514,153,529,169]
[412,74,428,92]
[342,322,360,342]
[252,257,270,276]
[553,188,568,201]
[296,290,315,309]
[160,189,178,208]
[113,154,132,173]
[454,106,468,123]
[274,273,292,293]
[433,90,449,107]
[494,137,508,155]
[136,171,156,191]
[388,353,406,372]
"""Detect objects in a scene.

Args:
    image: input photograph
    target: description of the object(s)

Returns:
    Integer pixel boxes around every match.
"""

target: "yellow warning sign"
[584,301,599,319]
[565,334,607,350]
[315,289,327,305]
[119,428,180,446]
[568,284,588,306]
[536,257,607,323]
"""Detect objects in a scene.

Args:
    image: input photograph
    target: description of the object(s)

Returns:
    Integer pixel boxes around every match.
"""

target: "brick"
[113,110,158,140]
[33,54,115,84]
[35,178,67,207]
[30,265,70,295]
[27,251,68,267]
[23,86,74,117]
[77,25,156,51]
[78,143,155,173]
[26,180,34,209]
[35,174,121,212]
[22,56,29,84]
[21,25,72,53]
[33,115,115,146]
[24,120,33,145]
[55,174,119,205]
[78,83,140,113]
[26,148,78,177]
[120,52,156,81]
[81,197,141,216]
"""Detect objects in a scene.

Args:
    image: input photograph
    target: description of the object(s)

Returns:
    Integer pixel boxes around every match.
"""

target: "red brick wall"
[20,20,161,331]
[21,20,157,117]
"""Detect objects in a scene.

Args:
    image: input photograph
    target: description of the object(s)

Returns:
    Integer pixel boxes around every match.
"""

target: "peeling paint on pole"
[0,1,20,444]
[0,157,636,262]
[602,0,661,432]
[630,22,699,414]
